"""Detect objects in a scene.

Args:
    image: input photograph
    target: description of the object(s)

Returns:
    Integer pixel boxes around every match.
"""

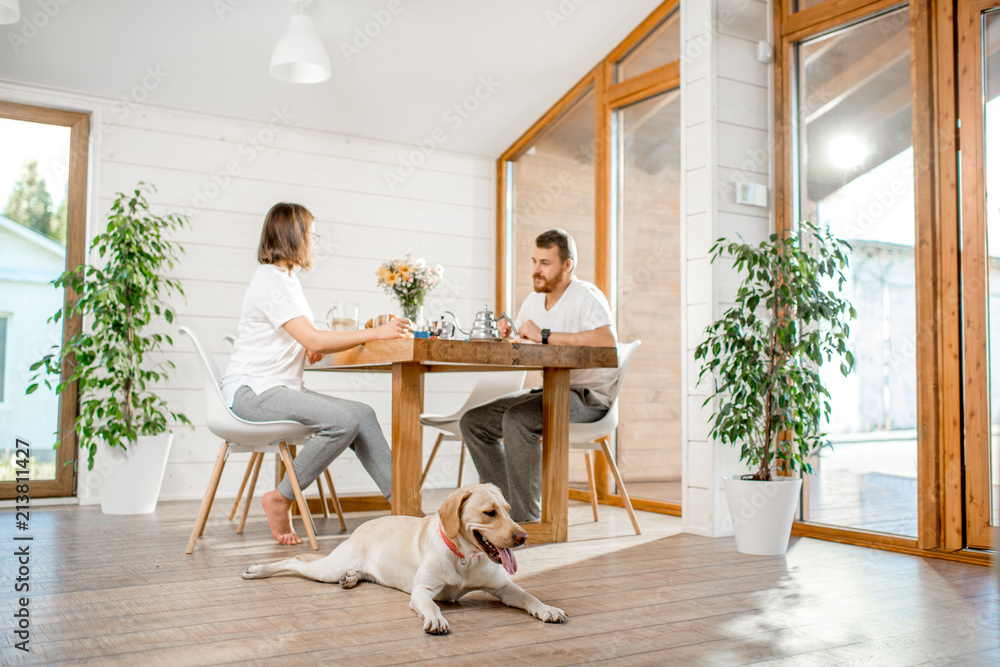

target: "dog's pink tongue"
[499,548,517,575]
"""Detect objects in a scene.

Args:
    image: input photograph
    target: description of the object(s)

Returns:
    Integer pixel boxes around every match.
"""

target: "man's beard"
[533,274,557,293]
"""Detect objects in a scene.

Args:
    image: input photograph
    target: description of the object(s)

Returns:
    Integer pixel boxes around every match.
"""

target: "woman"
[221,202,409,545]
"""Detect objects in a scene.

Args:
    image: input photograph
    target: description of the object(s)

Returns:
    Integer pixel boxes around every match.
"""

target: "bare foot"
[261,490,302,546]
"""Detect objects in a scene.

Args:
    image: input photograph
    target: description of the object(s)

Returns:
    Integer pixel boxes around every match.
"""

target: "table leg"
[392,362,425,516]
[542,367,570,542]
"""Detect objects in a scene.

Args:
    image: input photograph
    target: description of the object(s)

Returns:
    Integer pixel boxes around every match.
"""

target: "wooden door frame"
[957,0,1000,550]
[0,100,89,499]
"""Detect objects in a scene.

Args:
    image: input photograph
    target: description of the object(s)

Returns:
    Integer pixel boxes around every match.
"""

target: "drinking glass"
[327,302,359,330]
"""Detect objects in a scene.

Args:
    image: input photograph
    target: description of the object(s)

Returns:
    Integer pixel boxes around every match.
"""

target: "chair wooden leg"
[584,450,600,522]
[279,442,319,550]
[324,469,347,531]
[598,437,641,535]
[420,433,445,487]
[199,442,232,538]
[457,442,467,488]
[237,453,263,535]
[317,472,331,519]
[229,453,258,520]
[187,442,230,554]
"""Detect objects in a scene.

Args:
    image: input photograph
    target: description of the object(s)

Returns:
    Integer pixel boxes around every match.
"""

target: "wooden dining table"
[311,337,618,544]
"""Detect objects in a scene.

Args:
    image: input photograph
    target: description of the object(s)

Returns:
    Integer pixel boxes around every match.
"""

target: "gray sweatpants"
[231,385,392,502]
[460,388,608,522]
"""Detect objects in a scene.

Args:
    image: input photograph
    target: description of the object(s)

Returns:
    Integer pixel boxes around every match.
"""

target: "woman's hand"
[498,318,512,339]
[306,350,325,364]
[376,316,411,340]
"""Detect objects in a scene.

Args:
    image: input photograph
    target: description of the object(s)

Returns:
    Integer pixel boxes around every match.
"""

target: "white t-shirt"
[220,264,313,407]
[514,276,618,406]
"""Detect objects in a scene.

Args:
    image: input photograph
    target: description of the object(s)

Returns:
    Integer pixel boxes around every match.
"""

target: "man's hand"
[306,350,325,365]
[519,319,542,343]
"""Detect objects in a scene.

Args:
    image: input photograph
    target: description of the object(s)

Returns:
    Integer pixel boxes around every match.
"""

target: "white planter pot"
[723,474,802,556]
[95,433,174,515]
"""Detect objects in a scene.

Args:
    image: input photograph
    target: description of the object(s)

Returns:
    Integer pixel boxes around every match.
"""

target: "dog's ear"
[438,487,473,540]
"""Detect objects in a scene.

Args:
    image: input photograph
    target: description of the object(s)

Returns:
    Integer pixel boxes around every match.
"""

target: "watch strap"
[541,328,550,344]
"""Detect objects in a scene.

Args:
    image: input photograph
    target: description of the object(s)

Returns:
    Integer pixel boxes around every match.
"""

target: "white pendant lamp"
[270,0,330,84]
[0,0,20,25]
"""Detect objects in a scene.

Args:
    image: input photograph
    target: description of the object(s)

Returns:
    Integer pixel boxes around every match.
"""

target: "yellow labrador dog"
[242,483,566,634]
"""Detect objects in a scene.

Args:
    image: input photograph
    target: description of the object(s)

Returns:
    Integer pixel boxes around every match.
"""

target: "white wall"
[0,81,495,503]
[681,0,774,537]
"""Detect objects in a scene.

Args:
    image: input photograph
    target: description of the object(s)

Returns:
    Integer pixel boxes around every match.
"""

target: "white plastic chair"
[221,334,346,532]
[183,325,321,553]
[570,340,642,535]
[419,371,527,488]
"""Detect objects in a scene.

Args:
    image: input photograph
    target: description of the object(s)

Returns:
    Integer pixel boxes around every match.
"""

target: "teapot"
[443,305,517,341]
[428,312,458,339]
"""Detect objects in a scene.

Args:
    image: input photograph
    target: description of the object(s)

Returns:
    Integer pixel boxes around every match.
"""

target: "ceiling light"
[270,0,330,84]
[828,134,867,170]
[0,0,20,25]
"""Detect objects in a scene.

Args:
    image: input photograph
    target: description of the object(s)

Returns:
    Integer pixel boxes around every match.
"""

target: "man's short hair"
[535,228,576,271]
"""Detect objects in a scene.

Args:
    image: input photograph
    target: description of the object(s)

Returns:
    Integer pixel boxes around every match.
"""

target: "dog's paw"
[340,570,360,589]
[423,617,450,635]
[241,564,264,579]
[532,604,567,623]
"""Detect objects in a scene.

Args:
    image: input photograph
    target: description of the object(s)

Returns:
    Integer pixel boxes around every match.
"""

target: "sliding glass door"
[959,0,1000,550]
[793,6,919,537]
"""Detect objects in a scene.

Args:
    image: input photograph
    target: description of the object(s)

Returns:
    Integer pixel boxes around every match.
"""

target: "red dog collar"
[439,522,476,560]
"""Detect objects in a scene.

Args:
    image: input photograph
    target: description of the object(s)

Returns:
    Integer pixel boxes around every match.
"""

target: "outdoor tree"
[51,196,68,244]
[4,159,54,238]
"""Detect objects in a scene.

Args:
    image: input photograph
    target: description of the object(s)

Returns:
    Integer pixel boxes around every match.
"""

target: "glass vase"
[401,303,424,330]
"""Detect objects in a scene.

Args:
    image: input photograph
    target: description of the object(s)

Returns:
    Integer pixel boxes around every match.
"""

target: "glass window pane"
[507,88,595,314]
[983,10,1000,527]
[795,7,916,536]
[0,316,6,402]
[615,89,681,504]
[0,118,70,481]
[615,9,679,83]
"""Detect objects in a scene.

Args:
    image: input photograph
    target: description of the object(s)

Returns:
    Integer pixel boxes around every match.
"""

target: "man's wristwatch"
[541,328,551,345]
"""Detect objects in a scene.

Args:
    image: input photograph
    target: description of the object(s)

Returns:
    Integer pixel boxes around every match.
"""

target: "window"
[614,90,682,503]
[0,315,7,403]
[614,8,680,83]
[505,87,596,316]
[0,101,88,494]
[793,6,918,537]
[499,0,682,512]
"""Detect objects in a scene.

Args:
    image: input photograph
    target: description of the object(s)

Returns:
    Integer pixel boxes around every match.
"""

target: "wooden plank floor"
[1,493,996,666]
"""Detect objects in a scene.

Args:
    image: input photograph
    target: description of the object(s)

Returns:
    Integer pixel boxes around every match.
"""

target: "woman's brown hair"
[257,202,314,272]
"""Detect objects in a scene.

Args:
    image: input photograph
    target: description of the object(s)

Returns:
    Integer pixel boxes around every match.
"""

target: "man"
[461,229,618,522]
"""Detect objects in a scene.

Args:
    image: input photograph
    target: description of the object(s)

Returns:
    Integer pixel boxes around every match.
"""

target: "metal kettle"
[445,305,517,341]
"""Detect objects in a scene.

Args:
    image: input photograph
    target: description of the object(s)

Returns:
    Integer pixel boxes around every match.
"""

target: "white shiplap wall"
[0,81,494,504]
[681,0,773,537]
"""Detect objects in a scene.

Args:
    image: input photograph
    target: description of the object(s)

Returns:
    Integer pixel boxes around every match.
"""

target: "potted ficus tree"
[28,183,190,515]
[694,221,856,555]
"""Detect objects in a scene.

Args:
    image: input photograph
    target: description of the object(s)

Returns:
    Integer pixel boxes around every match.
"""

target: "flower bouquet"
[375,254,443,325]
